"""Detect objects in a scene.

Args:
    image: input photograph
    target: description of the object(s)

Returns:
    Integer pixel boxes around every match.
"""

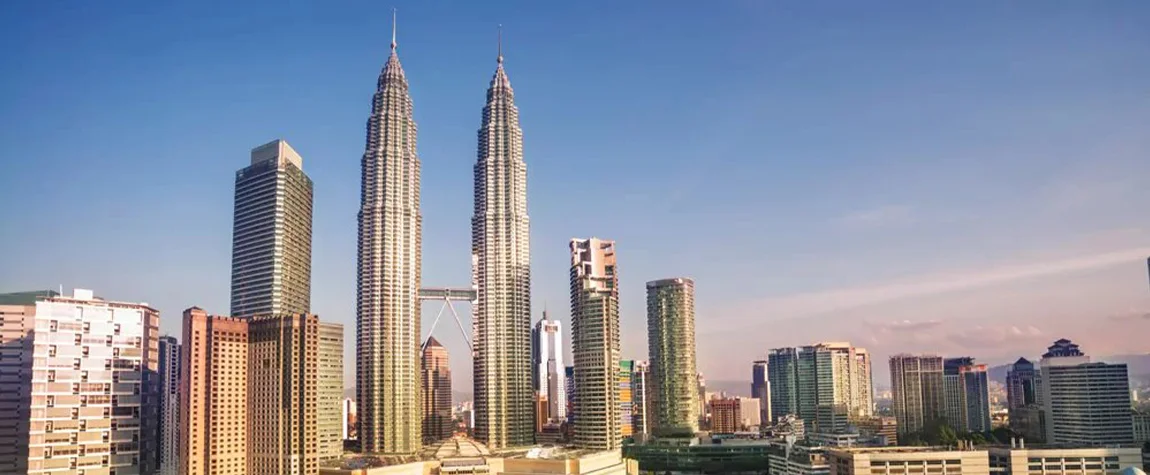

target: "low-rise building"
[320,436,637,474]
[987,443,1142,475]
[768,442,830,475]
[826,447,990,475]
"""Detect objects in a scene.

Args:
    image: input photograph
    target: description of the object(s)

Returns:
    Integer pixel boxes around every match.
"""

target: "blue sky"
[2,1,1149,391]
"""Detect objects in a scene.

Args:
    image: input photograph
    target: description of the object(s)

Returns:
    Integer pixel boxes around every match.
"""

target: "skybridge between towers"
[419,287,476,354]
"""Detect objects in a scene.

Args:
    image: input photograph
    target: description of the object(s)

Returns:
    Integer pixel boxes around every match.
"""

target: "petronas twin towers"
[356,20,532,454]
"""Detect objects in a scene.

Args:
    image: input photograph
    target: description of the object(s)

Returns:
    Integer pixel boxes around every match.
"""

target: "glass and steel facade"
[646,277,699,437]
[230,139,313,318]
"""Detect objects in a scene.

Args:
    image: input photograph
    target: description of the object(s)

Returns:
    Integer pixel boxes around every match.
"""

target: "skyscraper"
[620,360,635,438]
[531,311,566,423]
[356,17,423,455]
[1006,357,1037,410]
[646,277,700,437]
[889,354,944,435]
[565,366,575,425]
[751,360,770,426]
[943,357,973,429]
[181,308,249,475]
[1006,357,1040,439]
[1038,339,1134,445]
[943,357,990,433]
[768,348,799,423]
[248,314,320,475]
[318,322,345,461]
[230,139,313,317]
[570,237,621,449]
[768,342,873,433]
[159,335,181,475]
[27,289,160,475]
[633,361,651,436]
[472,34,533,449]
[422,337,453,443]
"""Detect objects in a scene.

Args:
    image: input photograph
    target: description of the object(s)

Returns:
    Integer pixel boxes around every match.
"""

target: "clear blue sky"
[3,1,1149,392]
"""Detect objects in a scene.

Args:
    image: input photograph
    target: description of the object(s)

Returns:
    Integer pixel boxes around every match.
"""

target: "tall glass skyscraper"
[646,278,699,437]
[356,22,423,454]
[472,39,533,448]
[229,139,313,317]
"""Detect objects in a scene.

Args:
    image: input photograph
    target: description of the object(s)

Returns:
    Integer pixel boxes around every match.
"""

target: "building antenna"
[497,24,503,64]
[390,8,397,51]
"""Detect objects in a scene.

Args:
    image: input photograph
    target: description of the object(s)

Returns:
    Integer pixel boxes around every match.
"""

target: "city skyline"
[3,2,1150,390]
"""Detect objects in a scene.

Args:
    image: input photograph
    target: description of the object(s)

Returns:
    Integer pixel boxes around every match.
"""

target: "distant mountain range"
[988,354,1150,383]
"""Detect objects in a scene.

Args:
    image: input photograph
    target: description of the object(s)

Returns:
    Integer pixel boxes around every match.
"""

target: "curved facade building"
[471,46,534,449]
[356,29,423,454]
[646,278,699,437]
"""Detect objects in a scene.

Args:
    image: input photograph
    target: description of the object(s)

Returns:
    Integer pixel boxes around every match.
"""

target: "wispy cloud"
[836,204,915,228]
[873,319,943,332]
[724,246,1150,321]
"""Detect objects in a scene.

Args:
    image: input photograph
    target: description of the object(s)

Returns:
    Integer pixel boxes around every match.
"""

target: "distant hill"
[988,354,1150,384]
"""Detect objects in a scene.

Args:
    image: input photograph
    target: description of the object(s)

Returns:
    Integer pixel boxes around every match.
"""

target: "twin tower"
[355,22,532,453]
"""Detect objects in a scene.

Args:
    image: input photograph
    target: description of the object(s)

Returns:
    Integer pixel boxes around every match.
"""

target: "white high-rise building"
[159,335,181,475]
[569,238,621,450]
[532,312,566,423]
[356,17,422,455]
[471,36,534,448]
[27,289,160,474]
[1039,339,1134,445]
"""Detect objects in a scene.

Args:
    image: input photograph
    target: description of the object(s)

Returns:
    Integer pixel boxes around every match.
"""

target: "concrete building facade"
[570,238,622,449]
[158,335,181,475]
[826,447,990,475]
[1038,339,1134,445]
[646,278,699,437]
[181,307,249,475]
[0,291,46,473]
[26,289,160,474]
[318,322,344,461]
[988,445,1142,475]
[632,361,650,437]
[230,139,314,318]
[248,313,320,475]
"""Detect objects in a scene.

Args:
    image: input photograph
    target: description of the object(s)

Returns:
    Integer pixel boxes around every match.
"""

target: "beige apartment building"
[250,314,320,475]
[0,291,43,474]
[27,289,161,474]
[827,447,990,475]
[181,307,249,475]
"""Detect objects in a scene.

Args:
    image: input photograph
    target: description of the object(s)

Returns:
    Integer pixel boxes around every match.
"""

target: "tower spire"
[390,8,397,51]
[497,24,503,64]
